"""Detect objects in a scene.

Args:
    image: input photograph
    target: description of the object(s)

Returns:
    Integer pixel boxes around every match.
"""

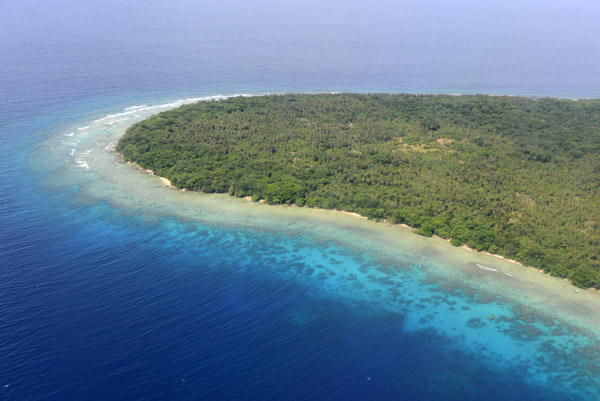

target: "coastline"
[115,93,600,293]
[27,97,600,397]
[126,161,175,189]
[127,158,587,292]
[122,159,600,329]
[41,95,600,335]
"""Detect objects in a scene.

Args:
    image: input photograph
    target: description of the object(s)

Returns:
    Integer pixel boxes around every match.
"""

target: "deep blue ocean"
[2,1,600,400]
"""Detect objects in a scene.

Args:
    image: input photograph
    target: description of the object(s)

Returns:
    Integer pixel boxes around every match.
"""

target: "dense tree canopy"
[117,94,600,288]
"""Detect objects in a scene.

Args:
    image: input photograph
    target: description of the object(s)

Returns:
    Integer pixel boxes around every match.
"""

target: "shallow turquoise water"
[2,96,595,399]
[3,0,600,399]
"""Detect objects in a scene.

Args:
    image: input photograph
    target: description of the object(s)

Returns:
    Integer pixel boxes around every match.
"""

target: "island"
[116,93,600,288]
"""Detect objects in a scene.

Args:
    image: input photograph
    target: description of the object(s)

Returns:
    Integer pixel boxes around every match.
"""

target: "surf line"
[476,263,499,272]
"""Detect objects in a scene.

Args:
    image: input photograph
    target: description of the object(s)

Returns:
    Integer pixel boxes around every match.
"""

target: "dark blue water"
[2,0,600,399]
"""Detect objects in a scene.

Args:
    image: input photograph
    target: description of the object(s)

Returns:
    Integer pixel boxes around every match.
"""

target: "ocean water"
[2,1,600,400]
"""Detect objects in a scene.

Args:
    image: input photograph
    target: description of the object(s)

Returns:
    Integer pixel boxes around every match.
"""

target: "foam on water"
[75,160,89,169]
[3,0,600,396]
[477,263,499,272]
[26,95,600,399]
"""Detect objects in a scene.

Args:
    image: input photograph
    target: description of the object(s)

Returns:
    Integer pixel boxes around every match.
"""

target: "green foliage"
[116,93,600,288]
[570,266,599,289]
[264,180,306,204]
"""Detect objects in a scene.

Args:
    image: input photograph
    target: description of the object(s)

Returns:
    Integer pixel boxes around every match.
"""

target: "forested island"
[117,94,600,288]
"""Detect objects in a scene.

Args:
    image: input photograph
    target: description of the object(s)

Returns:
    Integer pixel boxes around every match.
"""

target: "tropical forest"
[116,94,600,288]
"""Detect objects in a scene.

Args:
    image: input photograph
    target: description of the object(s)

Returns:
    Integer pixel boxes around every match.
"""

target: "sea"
[2,0,600,400]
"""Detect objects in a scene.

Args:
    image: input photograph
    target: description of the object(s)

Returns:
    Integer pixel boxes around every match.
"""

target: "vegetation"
[117,94,600,288]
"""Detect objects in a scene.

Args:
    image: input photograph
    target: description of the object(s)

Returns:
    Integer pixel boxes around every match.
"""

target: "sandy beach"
[41,97,600,343]
[130,155,597,297]
[23,97,600,398]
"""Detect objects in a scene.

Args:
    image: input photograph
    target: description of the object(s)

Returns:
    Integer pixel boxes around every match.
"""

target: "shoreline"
[42,94,600,336]
[115,161,600,333]
[31,91,600,350]
[113,92,600,293]
[125,156,590,292]
[126,161,175,189]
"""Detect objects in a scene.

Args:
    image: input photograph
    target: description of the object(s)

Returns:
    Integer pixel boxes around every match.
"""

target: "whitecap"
[69,149,76,156]
[77,126,89,131]
[476,263,499,272]
[75,160,90,169]
[157,102,181,108]
[94,116,111,123]
[185,97,207,103]
[125,104,147,110]
[134,106,157,112]
[94,110,137,123]
[65,132,75,137]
